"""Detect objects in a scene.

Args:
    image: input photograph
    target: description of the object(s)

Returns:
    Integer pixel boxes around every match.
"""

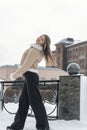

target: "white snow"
[1,76,87,130]
[0,103,87,130]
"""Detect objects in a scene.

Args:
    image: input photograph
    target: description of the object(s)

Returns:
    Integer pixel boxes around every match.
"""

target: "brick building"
[0,65,68,81]
[55,38,87,75]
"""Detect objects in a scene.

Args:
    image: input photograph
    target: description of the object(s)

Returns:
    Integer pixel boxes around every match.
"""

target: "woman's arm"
[10,48,39,80]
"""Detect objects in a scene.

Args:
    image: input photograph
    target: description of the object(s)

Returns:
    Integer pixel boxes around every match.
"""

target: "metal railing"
[0,80,60,120]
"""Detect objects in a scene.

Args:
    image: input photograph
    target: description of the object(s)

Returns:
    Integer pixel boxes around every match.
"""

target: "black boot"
[37,128,49,130]
[37,121,50,130]
[6,126,23,130]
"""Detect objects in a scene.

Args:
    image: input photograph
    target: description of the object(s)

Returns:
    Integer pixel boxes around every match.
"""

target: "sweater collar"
[31,43,43,51]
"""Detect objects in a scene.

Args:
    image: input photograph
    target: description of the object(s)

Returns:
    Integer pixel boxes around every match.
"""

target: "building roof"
[55,38,81,46]
[55,37,87,48]
[66,40,87,48]
[0,65,66,72]
[0,64,18,69]
[39,66,66,71]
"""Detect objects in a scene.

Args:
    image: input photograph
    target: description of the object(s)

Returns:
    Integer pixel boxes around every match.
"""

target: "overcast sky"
[0,0,87,66]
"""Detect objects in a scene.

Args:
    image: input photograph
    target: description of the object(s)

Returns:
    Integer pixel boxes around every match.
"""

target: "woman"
[7,34,57,130]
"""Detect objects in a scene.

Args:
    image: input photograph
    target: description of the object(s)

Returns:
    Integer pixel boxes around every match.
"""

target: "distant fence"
[0,80,60,120]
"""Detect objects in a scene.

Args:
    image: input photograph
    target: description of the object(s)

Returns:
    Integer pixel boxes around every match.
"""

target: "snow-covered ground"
[0,103,87,130]
[1,76,87,130]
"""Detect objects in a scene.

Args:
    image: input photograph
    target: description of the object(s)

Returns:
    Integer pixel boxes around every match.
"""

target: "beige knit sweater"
[12,44,44,79]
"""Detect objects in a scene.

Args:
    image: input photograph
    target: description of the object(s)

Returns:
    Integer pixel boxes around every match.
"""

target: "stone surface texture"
[59,76,80,120]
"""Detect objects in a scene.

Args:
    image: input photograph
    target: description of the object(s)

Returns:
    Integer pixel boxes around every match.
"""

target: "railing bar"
[0,80,60,84]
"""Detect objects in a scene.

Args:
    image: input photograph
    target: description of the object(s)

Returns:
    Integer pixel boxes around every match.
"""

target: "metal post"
[56,81,59,119]
[0,82,4,111]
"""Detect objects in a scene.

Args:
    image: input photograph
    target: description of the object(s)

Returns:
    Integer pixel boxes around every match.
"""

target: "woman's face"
[36,35,45,45]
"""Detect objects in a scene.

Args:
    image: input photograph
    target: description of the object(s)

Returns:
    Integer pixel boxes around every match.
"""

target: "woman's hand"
[10,73,16,81]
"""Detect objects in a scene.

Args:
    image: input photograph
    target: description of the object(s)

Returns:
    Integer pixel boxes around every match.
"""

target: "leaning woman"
[7,34,57,130]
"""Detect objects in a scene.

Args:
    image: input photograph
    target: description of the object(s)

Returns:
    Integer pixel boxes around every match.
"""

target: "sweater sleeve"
[20,49,29,66]
[12,48,39,79]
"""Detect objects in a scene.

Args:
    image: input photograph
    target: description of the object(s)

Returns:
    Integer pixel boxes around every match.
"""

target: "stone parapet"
[58,76,87,121]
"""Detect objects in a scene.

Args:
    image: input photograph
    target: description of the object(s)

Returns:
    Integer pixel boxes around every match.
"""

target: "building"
[0,65,68,81]
[55,38,87,75]
[0,64,18,80]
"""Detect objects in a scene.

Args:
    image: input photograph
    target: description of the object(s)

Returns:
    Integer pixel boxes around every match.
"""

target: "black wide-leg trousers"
[11,71,48,129]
